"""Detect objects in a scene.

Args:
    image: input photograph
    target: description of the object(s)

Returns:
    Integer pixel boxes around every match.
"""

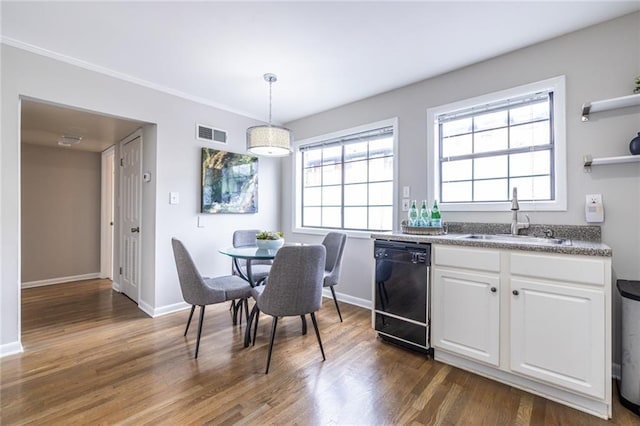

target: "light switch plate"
[169,192,179,205]
[402,186,410,198]
[402,199,410,211]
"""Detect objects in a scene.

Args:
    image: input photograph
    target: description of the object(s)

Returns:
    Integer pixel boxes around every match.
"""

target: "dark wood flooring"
[1,279,638,425]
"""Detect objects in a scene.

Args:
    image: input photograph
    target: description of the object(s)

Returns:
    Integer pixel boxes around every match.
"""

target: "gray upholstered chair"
[248,245,327,374]
[232,229,272,284]
[171,238,252,359]
[321,232,347,322]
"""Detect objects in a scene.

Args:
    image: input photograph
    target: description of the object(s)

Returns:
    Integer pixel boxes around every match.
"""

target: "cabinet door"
[510,278,605,399]
[432,268,500,366]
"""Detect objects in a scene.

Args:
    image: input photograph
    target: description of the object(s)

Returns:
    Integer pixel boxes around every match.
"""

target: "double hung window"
[428,76,566,211]
[297,120,396,232]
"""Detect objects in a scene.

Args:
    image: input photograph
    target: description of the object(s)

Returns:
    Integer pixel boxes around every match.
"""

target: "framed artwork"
[201,148,258,213]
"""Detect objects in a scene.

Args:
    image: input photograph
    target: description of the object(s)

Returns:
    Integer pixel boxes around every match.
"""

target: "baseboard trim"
[146,301,190,318]
[322,288,372,310]
[21,273,102,288]
[0,341,24,358]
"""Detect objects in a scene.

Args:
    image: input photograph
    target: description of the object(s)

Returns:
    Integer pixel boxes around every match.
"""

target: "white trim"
[0,341,24,358]
[21,273,101,289]
[322,288,372,310]
[427,76,567,212]
[0,37,266,123]
[146,301,190,318]
[100,146,115,279]
[291,117,399,237]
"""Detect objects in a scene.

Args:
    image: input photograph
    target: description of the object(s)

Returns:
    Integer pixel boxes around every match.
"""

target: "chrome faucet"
[510,188,530,236]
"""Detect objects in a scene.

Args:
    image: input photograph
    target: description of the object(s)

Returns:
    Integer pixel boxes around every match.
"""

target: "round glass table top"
[218,246,280,260]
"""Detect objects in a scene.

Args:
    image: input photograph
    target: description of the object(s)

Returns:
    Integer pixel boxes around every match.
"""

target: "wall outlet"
[585,193,604,223]
[402,198,410,211]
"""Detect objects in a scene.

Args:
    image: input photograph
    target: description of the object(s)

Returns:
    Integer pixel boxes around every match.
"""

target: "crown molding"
[1,36,265,122]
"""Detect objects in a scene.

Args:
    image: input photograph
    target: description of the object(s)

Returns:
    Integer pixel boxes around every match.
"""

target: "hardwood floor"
[1,279,638,425]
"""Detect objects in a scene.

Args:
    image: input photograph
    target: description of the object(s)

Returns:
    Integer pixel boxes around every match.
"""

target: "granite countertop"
[370,222,612,257]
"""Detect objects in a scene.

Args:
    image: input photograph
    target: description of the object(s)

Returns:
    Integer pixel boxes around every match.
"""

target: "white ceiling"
[3,1,639,150]
[20,99,144,152]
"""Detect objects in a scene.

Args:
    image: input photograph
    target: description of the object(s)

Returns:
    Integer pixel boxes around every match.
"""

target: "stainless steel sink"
[456,234,572,246]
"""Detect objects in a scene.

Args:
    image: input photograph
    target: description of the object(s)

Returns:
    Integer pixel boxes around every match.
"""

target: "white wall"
[283,13,640,362]
[1,45,281,354]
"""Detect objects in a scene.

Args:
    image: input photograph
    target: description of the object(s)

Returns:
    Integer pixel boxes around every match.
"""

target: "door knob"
[512,290,519,296]
[131,227,140,233]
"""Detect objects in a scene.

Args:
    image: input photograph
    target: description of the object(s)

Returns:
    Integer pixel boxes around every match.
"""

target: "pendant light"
[246,73,292,156]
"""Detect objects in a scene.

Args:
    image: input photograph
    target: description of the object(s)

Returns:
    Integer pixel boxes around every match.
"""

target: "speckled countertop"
[370,222,612,257]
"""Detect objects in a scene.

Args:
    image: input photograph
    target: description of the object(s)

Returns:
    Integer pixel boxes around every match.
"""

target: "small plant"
[635,75,640,94]
[256,231,283,240]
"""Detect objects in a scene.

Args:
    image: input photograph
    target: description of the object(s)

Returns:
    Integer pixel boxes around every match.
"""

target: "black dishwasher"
[374,239,431,353]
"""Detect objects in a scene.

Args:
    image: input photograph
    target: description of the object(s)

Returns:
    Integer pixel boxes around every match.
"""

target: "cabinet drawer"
[510,253,605,286]
[434,245,500,272]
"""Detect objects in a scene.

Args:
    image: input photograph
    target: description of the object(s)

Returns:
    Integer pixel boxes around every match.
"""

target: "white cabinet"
[431,245,612,419]
[432,268,500,366]
[510,278,605,399]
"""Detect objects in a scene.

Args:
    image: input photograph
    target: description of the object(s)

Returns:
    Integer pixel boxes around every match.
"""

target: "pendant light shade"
[247,73,292,156]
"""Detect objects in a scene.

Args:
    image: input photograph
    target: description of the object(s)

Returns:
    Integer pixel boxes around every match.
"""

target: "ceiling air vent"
[196,123,227,144]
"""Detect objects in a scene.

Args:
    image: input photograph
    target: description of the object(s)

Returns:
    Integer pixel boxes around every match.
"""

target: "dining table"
[218,243,306,347]
[218,245,281,287]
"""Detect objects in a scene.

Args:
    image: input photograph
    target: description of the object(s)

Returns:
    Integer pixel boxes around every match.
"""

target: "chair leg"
[265,316,279,374]
[310,312,326,361]
[184,305,196,336]
[237,300,243,325]
[195,305,206,359]
[245,305,258,348]
[243,298,250,323]
[252,308,261,346]
[329,286,343,322]
[301,315,307,335]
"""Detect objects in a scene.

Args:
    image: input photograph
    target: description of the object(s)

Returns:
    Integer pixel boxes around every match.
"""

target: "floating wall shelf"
[581,93,640,121]
[583,154,640,171]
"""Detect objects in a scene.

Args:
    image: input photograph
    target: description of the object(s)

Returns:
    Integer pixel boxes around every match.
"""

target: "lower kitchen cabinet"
[510,278,605,399]
[431,244,612,419]
[432,268,500,366]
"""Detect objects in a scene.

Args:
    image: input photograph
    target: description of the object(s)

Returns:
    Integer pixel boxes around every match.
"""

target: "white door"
[119,134,142,302]
[432,267,500,366]
[510,278,605,399]
[100,146,115,280]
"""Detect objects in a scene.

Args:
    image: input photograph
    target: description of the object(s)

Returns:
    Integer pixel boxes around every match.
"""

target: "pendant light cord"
[268,79,273,125]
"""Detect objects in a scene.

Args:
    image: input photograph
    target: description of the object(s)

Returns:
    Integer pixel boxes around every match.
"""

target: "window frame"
[427,76,567,212]
[292,118,398,238]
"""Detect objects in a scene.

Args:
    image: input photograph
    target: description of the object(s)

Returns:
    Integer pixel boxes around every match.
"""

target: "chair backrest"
[232,229,271,270]
[171,238,210,306]
[321,232,347,286]
[258,245,326,317]
[233,229,261,247]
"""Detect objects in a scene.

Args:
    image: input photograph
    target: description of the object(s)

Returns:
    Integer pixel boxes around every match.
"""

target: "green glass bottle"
[419,200,430,227]
[431,199,442,227]
[408,200,419,226]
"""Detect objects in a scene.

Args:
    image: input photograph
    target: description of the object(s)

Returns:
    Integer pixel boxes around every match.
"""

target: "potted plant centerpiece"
[255,231,285,250]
